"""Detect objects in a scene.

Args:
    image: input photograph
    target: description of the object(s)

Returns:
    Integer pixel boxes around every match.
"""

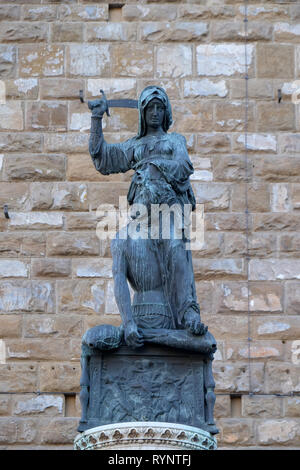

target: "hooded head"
[137,86,172,138]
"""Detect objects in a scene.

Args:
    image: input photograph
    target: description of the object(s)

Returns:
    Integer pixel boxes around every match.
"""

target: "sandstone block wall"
[0,0,300,450]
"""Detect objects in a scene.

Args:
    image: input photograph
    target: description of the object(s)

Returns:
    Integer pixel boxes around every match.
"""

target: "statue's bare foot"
[183,310,208,336]
[124,321,144,349]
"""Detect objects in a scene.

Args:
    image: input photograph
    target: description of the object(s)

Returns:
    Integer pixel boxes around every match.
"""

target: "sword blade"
[107,99,138,109]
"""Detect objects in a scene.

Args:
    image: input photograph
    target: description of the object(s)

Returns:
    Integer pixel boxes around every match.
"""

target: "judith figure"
[89,86,207,349]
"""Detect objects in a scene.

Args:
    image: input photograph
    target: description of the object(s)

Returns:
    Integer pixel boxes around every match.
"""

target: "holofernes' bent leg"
[165,237,207,335]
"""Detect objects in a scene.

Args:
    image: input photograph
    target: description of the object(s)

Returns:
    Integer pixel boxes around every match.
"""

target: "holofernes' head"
[137,86,173,138]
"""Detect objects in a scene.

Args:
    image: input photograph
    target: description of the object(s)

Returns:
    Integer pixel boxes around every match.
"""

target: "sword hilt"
[99,89,110,117]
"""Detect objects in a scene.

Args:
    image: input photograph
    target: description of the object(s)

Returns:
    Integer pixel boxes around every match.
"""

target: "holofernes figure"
[88,86,210,351]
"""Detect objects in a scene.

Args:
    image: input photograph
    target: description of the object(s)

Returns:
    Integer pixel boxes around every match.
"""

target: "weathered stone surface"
[0,102,23,131]
[86,22,136,42]
[223,233,247,257]
[26,102,68,132]
[0,45,16,78]
[40,78,84,100]
[184,79,228,98]
[253,214,300,232]
[0,5,20,21]
[285,282,300,315]
[238,4,289,20]
[0,133,42,153]
[230,78,274,100]
[172,101,213,132]
[254,316,300,340]
[271,183,291,212]
[156,45,192,78]
[214,395,231,419]
[254,156,300,182]
[0,260,28,278]
[196,133,231,154]
[6,338,71,361]
[212,155,248,182]
[30,182,88,211]
[0,280,54,314]
[193,259,245,281]
[9,212,63,230]
[47,232,99,257]
[73,258,112,278]
[6,78,38,100]
[12,395,64,416]
[0,22,48,43]
[215,102,255,132]
[88,182,130,210]
[275,23,300,42]
[242,395,282,418]
[218,419,254,447]
[44,133,89,153]
[266,362,300,394]
[67,154,125,182]
[280,234,300,257]
[213,362,265,394]
[4,154,66,181]
[140,22,208,42]
[40,363,81,393]
[215,281,283,314]
[257,44,294,78]
[51,23,83,42]
[192,232,223,258]
[0,183,30,211]
[279,134,300,154]
[249,259,300,281]
[212,21,273,41]
[23,5,57,21]
[0,418,17,444]
[233,133,277,153]
[226,340,283,361]
[57,280,105,314]
[65,212,98,230]
[40,418,78,444]
[67,44,110,77]
[0,364,38,393]
[0,233,45,258]
[87,78,136,99]
[0,395,11,416]
[124,4,177,21]
[285,397,300,417]
[257,103,295,132]
[112,43,153,77]
[31,259,71,278]
[196,44,254,77]
[23,315,82,338]
[192,182,230,210]
[59,4,108,21]
[257,419,300,446]
[178,5,234,20]
[0,315,21,338]
[205,213,247,232]
[19,45,64,77]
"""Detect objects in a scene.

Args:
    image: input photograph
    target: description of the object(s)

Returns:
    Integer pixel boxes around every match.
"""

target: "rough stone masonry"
[0,0,300,450]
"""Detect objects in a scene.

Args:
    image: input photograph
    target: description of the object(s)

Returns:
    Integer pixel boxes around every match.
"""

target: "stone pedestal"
[74,422,217,450]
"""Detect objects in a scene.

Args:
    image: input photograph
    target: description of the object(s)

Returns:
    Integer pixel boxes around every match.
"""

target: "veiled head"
[137,86,173,138]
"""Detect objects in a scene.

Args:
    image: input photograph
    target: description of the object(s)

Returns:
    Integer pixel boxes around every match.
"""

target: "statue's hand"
[183,310,208,336]
[88,97,109,118]
[124,321,144,349]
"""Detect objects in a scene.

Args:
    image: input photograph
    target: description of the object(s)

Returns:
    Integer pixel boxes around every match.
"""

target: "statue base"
[74,422,217,450]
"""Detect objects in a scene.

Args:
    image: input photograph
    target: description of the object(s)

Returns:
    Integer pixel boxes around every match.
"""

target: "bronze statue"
[78,86,218,435]
[88,86,208,348]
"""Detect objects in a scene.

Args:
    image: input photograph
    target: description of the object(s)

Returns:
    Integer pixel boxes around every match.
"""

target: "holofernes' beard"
[132,175,178,217]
